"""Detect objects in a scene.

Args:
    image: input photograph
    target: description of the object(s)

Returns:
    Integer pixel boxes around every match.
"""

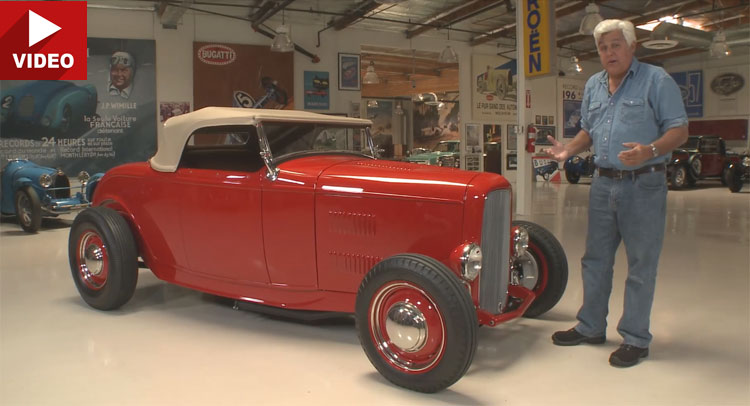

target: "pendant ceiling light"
[438,27,458,64]
[271,10,294,53]
[709,31,731,58]
[579,2,603,35]
[362,61,380,84]
[567,56,583,75]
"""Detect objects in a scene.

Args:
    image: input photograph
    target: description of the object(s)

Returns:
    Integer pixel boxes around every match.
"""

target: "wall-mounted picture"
[483,124,501,142]
[563,99,582,138]
[507,153,517,170]
[338,53,360,91]
[303,70,329,110]
[542,115,548,125]
[535,115,541,125]
[549,116,554,125]
[535,125,555,145]
[507,124,518,151]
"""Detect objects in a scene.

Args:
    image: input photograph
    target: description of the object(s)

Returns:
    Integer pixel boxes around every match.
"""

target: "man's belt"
[597,164,666,180]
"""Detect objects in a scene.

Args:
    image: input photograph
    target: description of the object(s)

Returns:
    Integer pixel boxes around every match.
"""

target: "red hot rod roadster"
[68,107,567,393]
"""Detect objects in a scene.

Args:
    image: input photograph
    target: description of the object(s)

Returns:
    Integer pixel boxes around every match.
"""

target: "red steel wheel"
[512,221,568,318]
[356,254,476,393]
[68,207,138,310]
[369,281,446,373]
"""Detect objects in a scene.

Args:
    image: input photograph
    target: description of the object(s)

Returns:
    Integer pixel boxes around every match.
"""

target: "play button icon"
[28,10,61,47]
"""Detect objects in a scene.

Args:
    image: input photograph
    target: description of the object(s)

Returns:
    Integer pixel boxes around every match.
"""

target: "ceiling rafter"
[405,0,507,39]
[249,0,296,30]
[469,0,596,46]
[327,0,381,31]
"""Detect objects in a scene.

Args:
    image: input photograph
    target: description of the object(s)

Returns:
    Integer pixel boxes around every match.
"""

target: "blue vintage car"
[0,159,102,232]
[564,153,596,184]
[1,81,97,135]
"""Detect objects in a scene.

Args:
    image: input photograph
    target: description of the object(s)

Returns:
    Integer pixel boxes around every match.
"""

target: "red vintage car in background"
[68,107,567,393]
[667,135,740,189]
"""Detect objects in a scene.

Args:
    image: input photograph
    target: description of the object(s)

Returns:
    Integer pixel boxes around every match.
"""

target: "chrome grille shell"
[478,189,511,314]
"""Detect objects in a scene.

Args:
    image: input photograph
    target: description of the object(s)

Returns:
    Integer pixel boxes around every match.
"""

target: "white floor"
[1,181,748,405]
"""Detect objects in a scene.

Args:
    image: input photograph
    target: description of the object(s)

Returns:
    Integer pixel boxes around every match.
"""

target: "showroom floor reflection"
[1,181,748,405]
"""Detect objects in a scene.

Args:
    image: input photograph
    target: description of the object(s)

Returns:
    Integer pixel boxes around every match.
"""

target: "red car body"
[69,107,567,393]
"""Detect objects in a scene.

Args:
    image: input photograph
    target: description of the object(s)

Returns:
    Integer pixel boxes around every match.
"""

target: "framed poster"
[535,125,555,145]
[465,123,481,153]
[506,153,517,170]
[507,124,518,151]
[338,53,360,91]
[303,71,329,110]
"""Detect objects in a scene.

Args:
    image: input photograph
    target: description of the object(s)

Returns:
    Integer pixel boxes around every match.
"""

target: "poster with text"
[303,71,329,110]
[670,70,703,118]
[194,42,293,110]
[472,54,517,121]
[561,81,583,138]
[0,38,157,175]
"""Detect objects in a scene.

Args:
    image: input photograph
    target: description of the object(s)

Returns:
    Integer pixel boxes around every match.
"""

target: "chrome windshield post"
[256,123,279,181]
[366,127,377,158]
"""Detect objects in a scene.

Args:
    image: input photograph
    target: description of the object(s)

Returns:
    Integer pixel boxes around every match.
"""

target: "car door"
[176,126,269,284]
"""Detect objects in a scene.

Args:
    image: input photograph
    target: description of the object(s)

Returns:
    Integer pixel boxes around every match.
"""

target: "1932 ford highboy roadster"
[68,107,567,393]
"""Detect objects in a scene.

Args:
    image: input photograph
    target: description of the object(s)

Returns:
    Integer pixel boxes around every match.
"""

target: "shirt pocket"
[620,97,646,123]
[586,101,602,126]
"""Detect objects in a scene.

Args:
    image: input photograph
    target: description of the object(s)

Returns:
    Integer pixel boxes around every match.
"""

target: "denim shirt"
[580,58,688,170]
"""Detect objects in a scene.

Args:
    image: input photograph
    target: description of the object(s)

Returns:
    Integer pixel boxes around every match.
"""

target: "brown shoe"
[551,328,606,346]
[609,344,649,367]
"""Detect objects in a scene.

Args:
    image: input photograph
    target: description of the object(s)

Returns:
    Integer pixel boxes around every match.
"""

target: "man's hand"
[543,135,570,161]
[618,142,652,167]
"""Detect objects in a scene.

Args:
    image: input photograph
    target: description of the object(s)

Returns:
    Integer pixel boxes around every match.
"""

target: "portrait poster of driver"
[0,38,157,176]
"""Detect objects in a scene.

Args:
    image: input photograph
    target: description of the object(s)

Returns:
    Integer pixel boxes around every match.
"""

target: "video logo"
[0,1,87,80]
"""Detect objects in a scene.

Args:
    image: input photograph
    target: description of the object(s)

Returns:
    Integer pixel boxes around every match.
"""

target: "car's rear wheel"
[689,155,702,178]
[14,186,41,233]
[721,165,731,186]
[728,165,744,193]
[512,221,568,318]
[356,254,477,393]
[68,207,138,310]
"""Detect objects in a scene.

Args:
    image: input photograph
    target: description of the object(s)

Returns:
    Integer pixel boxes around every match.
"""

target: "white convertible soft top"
[150,107,372,173]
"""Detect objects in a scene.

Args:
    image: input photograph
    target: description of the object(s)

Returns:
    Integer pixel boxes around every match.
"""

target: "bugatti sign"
[522,0,556,78]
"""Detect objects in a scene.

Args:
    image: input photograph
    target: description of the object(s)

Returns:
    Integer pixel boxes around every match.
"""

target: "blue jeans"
[575,170,667,348]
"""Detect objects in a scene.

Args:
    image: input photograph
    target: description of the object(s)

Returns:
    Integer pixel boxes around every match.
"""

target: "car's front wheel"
[356,254,477,393]
[14,186,41,233]
[512,221,568,318]
[68,207,138,310]
[670,165,690,189]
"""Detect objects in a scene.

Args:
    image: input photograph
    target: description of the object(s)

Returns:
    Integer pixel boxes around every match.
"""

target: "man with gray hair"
[544,19,688,367]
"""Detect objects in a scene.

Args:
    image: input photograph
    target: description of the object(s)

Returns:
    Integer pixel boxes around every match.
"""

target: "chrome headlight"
[460,243,482,281]
[742,156,750,166]
[39,173,52,188]
[513,227,529,257]
[77,170,90,185]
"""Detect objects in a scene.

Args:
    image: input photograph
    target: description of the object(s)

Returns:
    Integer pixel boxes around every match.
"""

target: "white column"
[515,2,532,216]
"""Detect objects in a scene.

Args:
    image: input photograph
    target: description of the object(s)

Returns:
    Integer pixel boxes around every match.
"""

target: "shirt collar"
[598,57,640,86]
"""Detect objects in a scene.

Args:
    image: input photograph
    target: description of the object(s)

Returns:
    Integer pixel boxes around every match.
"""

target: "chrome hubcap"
[385,302,427,352]
[78,231,108,289]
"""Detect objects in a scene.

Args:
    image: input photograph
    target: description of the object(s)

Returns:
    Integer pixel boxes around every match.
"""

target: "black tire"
[512,221,568,318]
[355,254,477,393]
[670,165,689,189]
[565,169,581,184]
[14,186,41,233]
[721,165,731,186]
[68,207,138,310]
[728,166,743,193]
